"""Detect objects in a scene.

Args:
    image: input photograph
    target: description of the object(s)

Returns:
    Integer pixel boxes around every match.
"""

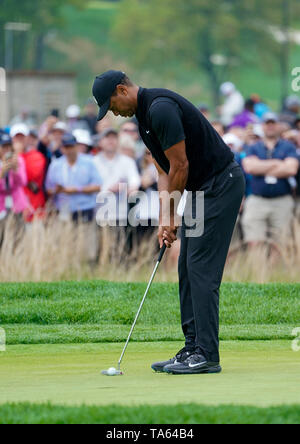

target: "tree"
[113,0,300,106]
[0,0,83,70]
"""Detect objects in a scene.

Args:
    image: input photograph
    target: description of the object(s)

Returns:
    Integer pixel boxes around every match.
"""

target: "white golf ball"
[107,367,117,376]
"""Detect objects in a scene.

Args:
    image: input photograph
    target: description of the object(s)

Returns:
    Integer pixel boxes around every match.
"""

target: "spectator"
[90,134,102,156]
[130,149,159,240]
[244,124,264,147]
[73,129,92,155]
[21,130,47,221]
[242,112,299,246]
[280,96,300,126]
[95,114,115,135]
[223,133,244,155]
[282,130,300,221]
[66,105,90,133]
[119,134,136,160]
[211,121,225,137]
[219,82,244,127]
[296,147,300,222]
[94,128,140,226]
[251,94,270,120]
[45,134,102,223]
[39,120,67,167]
[9,107,36,128]
[230,99,259,129]
[198,104,211,121]
[0,134,28,222]
[27,130,39,149]
[119,120,145,159]
[82,98,98,135]
[294,116,300,130]
[10,124,30,154]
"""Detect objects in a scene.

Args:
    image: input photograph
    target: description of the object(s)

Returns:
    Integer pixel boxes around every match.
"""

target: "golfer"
[92,70,245,375]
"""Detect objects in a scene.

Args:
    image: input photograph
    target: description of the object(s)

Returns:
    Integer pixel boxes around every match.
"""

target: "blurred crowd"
[1,83,300,261]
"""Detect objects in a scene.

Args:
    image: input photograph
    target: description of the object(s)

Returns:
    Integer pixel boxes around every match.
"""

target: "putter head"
[101,367,123,376]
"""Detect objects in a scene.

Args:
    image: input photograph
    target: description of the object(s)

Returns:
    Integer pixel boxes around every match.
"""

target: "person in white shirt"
[219,82,245,127]
[94,128,141,225]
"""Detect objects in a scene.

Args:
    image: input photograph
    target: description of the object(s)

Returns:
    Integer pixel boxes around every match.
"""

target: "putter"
[101,244,167,376]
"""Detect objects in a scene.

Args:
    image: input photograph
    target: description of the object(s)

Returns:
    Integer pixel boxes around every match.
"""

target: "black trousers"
[179,161,245,363]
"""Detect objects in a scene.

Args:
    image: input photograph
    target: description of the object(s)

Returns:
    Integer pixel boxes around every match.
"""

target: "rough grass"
[0,281,299,326]
[2,323,296,345]
[0,403,299,424]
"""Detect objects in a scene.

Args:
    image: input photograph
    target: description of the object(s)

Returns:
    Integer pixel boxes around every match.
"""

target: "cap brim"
[97,98,111,121]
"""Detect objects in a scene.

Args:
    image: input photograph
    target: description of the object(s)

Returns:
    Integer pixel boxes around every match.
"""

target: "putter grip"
[157,244,167,263]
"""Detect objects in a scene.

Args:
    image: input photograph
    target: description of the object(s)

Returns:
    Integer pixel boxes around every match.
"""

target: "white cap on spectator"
[66,104,81,119]
[220,82,236,96]
[52,121,67,132]
[10,123,30,138]
[73,129,92,146]
[223,133,243,151]
[263,112,279,123]
[285,95,300,109]
[253,124,264,138]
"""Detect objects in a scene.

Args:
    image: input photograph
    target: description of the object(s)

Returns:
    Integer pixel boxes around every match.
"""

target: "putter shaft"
[118,244,167,369]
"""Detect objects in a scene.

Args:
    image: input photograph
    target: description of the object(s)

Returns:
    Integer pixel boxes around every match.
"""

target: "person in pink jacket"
[0,134,28,220]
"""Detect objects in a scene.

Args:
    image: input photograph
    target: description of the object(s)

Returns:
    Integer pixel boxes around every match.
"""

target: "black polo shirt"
[135,87,234,191]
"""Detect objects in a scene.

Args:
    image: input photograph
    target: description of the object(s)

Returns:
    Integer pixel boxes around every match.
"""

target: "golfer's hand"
[158,225,178,248]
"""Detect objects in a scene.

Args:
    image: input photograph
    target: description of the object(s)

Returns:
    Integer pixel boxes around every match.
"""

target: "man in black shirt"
[93,71,245,374]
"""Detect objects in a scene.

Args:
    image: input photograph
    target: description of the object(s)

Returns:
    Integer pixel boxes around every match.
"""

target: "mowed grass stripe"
[0,403,299,424]
[2,324,296,344]
[0,281,299,325]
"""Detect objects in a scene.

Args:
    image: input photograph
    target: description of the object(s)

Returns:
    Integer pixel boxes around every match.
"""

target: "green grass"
[1,281,299,423]
[0,342,299,408]
[1,323,296,345]
[1,402,299,424]
[0,281,299,327]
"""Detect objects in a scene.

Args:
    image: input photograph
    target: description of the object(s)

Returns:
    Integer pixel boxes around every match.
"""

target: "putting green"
[0,341,299,407]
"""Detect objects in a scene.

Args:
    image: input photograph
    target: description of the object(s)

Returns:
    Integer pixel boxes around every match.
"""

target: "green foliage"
[113,0,300,103]
[0,0,83,30]
[0,402,299,424]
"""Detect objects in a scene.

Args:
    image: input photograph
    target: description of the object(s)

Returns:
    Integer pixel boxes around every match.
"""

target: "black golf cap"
[92,70,126,121]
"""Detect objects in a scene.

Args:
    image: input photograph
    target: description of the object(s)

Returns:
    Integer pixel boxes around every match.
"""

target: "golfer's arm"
[154,140,189,225]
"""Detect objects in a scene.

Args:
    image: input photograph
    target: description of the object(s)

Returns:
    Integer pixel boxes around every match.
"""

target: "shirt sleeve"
[89,160,103,186]
[284,142,298,159]
[10,156,28,188]
[124,157,141,190]
[149,99,186,151]
[245,145,258,157]
[45,161,57,192]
